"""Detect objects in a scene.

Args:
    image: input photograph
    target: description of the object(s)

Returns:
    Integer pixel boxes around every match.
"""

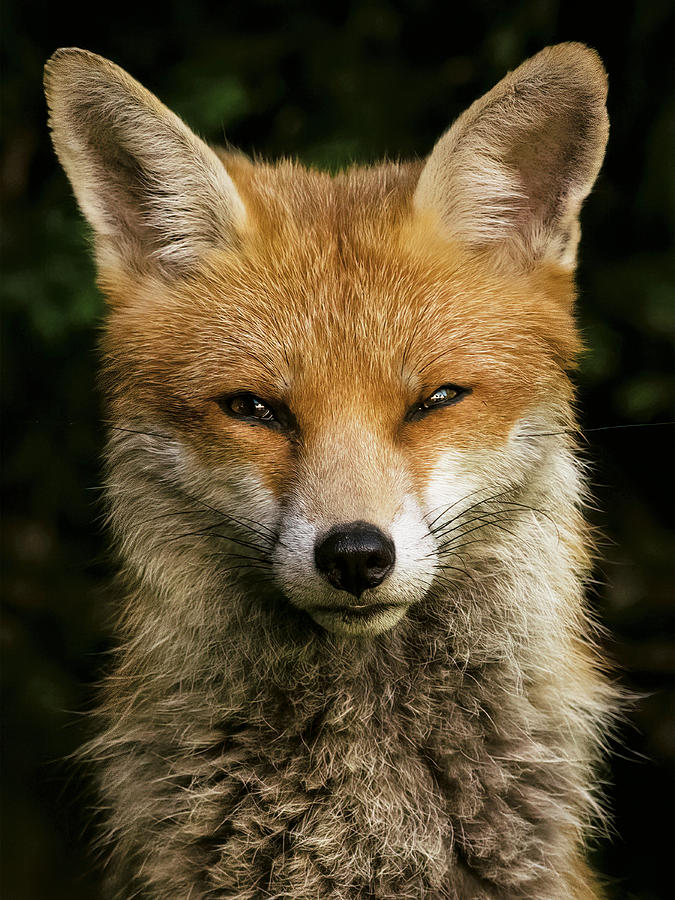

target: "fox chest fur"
[46,43,614,899]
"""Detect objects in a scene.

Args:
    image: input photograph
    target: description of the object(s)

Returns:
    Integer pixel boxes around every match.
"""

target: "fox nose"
[314,522,395,597]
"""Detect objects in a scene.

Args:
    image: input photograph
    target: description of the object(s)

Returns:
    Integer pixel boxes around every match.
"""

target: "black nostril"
[314,522,396,597]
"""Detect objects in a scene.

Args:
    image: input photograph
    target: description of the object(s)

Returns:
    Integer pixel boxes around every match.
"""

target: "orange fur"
[100,161,580,500]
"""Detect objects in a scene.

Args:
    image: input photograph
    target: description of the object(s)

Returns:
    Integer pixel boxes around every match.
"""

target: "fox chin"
[47,43,615,899]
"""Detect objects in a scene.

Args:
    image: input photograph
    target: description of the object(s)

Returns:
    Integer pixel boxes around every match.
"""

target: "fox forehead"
[102,158,579,420]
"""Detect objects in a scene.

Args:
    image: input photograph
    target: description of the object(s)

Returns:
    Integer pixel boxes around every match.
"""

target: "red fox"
[46,43,614,899]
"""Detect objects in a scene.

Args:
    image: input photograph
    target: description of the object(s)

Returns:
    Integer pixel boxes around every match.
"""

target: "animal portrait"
[5,3,675,896]
[43,42,617,898]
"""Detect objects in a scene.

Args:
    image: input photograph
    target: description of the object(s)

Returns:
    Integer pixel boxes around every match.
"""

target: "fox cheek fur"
[46,43,615,899]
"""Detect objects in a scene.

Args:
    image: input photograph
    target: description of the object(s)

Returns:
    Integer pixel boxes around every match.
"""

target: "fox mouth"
[307,601,409,635]
[312,602,398,618]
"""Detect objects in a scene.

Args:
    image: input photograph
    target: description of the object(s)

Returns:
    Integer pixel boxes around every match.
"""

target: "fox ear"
[414,43,608,270]
[44,48,246,273]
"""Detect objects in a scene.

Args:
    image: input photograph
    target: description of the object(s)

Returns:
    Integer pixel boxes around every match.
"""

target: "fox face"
[45,45,607,639]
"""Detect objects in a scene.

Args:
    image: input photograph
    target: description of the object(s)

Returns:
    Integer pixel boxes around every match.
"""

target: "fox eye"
[422,385,465,408]
[407,384,470,421]
[218,393,277,424]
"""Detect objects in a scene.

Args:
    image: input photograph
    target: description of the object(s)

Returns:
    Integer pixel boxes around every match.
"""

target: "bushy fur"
[95,430,612,899]
[46,44,615,899]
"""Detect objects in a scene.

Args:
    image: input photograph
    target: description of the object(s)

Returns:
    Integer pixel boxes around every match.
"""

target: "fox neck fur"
[90,417,610,899]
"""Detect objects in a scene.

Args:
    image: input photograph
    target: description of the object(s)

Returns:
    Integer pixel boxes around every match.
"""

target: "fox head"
[45,45,608,640]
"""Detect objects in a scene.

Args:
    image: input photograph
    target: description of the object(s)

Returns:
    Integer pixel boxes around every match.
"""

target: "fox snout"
[308,523,405,635]
[273,489,436,636]
[314,522,396,596]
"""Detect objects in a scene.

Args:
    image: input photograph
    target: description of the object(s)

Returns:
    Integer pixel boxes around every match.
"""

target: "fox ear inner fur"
[414,43,609,270]
[44,47,247,273]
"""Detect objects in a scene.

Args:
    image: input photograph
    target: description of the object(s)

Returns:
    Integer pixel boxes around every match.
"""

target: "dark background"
[1,1,673,897]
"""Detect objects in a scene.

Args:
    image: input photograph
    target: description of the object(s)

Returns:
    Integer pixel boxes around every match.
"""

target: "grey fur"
[88,424,613,899]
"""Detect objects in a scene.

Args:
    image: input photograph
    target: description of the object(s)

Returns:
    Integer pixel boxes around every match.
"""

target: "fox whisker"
[426,487,527,534]
[427,514,522,559]
[149,528,270,557]
[172,486,284,550]
[430,502,528,542]
[424,485,513,531]
[431,561,476,583]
